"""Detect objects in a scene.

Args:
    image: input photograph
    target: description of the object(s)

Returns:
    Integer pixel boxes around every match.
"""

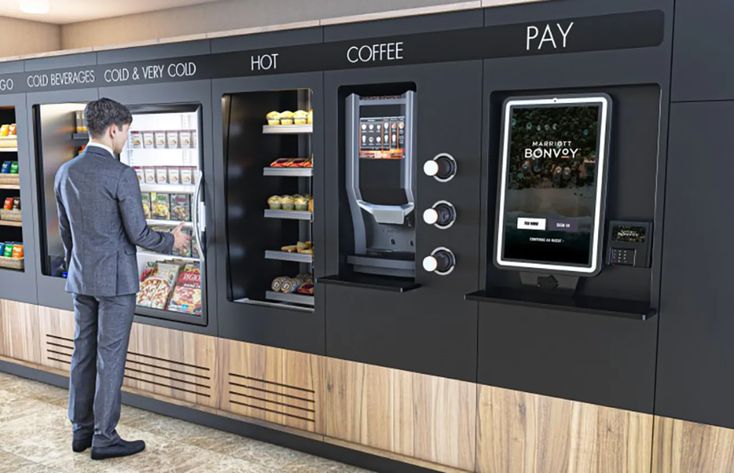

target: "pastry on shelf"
[279,111,294,126]
[294,110,308,125]
[280,195,295,211]
[268,157,312,168]
[267,195,282,210]
[280,244,298,253]
[266,111,281,126]
[294,195,309,211]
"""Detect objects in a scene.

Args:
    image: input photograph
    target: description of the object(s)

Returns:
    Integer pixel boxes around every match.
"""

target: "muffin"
[280,111,294,126]
[294,110,308,125]
[266,111,281,126]
[294,195,309,211]
[267,195,282,210]
[281,195,295,211]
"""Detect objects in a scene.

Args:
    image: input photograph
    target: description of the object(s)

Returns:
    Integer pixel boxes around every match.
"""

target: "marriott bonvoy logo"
[524,140,580,160]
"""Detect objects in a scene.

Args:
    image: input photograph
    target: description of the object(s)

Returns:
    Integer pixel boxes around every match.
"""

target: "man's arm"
[55,185,73,268]
[117,167,175,254]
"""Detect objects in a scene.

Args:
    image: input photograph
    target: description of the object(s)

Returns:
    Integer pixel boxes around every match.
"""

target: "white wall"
[0,16,60,57]
[60,0,477,49]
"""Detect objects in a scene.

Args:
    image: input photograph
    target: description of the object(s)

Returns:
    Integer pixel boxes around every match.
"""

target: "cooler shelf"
[263,167,313,177]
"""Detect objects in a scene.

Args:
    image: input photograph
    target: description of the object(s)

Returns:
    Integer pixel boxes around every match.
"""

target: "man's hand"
[171,223,192,253]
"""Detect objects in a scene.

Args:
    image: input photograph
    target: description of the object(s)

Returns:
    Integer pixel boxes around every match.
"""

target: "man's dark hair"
[84,98,132,137]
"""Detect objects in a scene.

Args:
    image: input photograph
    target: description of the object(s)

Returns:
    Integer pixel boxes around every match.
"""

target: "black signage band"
[0,10,664,94]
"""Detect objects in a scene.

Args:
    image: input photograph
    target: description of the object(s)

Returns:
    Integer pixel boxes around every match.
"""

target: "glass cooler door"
[120,105,207,324]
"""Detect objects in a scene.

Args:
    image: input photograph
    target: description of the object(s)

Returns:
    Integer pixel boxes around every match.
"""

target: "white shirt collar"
[86,141,115,157]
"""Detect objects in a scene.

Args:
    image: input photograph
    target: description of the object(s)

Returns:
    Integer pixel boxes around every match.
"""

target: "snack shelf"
[140,183,196,193]
[137,250,198,262]
[265,291,314,306]
[0,185,19,190]
[262,125,313,134]
[0,149,17,153]
[264,209,312,221]
[135,305,201,320]
[264,250,313,264]
[263,167,313,177]
[0,220,22,228]
[146,218,194,228]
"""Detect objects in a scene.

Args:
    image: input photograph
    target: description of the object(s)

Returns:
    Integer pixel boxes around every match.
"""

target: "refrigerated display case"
[222,89,315,310]
[33,102,208,325]
[0,106,24,272]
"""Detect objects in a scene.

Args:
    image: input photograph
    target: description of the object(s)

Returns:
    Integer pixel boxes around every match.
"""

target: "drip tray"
[347,255,415,278]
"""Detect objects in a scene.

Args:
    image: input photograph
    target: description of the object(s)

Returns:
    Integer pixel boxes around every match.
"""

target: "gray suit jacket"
[54,145,174,296]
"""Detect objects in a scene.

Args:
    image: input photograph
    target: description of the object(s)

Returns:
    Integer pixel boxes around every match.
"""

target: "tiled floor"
[0,371,372,473]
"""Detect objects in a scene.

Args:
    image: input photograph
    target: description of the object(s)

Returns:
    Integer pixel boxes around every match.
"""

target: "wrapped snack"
[143,132,155,148]
[297,282,314,295]
[294,195,309,211]
[141,192,151,219]
[167,263,202,315]
[166,131,179,149]
[144,168,156,184]
[179,131,192,149]
[156,167,168,184]
[280,244,297,253]
[136,262,181,309]
[168,167,180,185]
[130,131,143,149]
[267,195,282,210]
[280,195,295,211]
[170,194,191,222]
[151,193,170,220]
[133,167,144,183]
[154,131,167,148]
[271,276,287,292]
[280,277,297,294]
[181,168,194,185]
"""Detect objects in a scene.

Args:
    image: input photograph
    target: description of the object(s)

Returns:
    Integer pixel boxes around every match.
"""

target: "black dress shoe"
[72,434,93,453]
[91,439,146,460]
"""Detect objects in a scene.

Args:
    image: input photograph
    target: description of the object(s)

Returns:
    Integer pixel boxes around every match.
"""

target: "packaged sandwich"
[144,168,156,184]
[154,131,167,148]
[166,131,179,149]
[133,167,144,183]
[179,131,192,148]
[156,167,168,184]
[170,194,191,222]
[181,168,194,185]
[168,167,180,185]
[151,192,170,220]
[130,131,143,149]
[143,132,155,148]
[166,263,202,315]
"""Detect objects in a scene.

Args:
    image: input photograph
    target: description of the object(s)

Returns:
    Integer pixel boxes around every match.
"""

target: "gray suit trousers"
[68,293,135,447]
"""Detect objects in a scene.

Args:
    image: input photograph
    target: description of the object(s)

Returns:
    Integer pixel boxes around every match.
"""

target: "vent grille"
[228,372,316,424]
[44,334,211,398]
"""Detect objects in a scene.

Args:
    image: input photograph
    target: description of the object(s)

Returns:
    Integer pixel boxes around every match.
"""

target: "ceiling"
[0,0,224,24]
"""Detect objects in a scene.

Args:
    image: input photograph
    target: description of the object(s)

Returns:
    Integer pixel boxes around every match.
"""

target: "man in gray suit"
[55,98,190,460]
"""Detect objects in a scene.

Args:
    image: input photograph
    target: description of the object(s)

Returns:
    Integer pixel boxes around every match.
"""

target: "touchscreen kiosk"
[494,95,611,276]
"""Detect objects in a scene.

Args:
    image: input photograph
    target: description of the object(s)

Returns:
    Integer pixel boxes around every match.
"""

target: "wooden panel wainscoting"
[218,339,323,434]
[477,385,653,473]
[0,300,42,364]
[652,416,734,473]
[124,323,218,408]
[37,306,75,371]
[323,358,476,472]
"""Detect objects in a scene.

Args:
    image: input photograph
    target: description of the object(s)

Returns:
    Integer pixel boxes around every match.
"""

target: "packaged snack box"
[133,167,144,183]
[166,263,202,315]
[154,131,167,148]
[9,161,18,174]
[3,243,13,258]
[151,193,171,220]
[179,131,192,148]
[130,131,143,149]
[143,132,155,148]
[156,167,168,184]
[181,168,194,185]
[170,194,191,222]
[166,131,179,149]
[136,262,181,309]
[144,168,156,184]
[168,167,180,185]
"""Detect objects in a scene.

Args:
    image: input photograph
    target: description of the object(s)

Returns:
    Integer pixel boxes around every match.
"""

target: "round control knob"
[422,247,456,275]
[423,153,457,182]
[422,201,456,229]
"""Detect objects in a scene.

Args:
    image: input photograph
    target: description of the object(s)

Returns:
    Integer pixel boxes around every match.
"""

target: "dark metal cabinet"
[671,0,734,102]
[322,62,483,382]
[211,72,326,354]
[656,101,734,427]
